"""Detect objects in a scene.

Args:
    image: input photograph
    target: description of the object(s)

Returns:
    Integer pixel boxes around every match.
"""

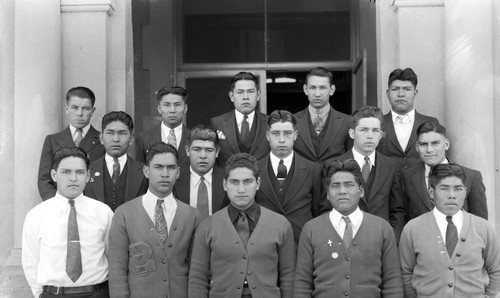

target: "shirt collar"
[270,151,294,166]
[425,158,449,176]
[54,192,84,205]
[228,201,259,222]
[308,104,330,118]
[352,148,376,167]
[235,109,255,124]
[69,123,91,137]
[161,121,182,134]
[144,189,175,204]
[105,153,128,163]
[330,207,363,229]
[433,207,463,223]
[391,109,415,123]
[190,167,213,185]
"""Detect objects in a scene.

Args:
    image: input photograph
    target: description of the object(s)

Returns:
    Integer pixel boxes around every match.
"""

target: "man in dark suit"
[189,153,295,298]
[294,67,352,164]
[135,86,190,168]
[173,125,227,219]
[84,111,148,211]
[210,72,270,166]
[336,106,405,240]
[377,68,439,169]
[256,110,329,244]
[401,121,488,222]
[37,86,105,200]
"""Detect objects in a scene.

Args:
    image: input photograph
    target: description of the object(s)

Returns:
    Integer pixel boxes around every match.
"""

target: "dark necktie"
[74,128,83,147]
[66,199,82,282]
[342,216,353,249]
[446,216,458,257]
[241,115,249,141]
[197,176,209,219]
[155,199,168,245]
[236,211,250,248]
[277,159,287,185]
[362,156,371,183]
[112,158,120,185]
[314,109,323,135]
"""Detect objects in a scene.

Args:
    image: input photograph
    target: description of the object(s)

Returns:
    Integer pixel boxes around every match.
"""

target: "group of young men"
[22,67,499,297]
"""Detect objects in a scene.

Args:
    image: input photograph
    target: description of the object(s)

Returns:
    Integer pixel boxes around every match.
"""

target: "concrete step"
[0,248,32,298]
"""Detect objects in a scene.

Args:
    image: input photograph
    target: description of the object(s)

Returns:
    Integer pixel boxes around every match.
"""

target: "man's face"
[429,176,466,216]
[224,167,260,210]
[416,132,449,167]
[143,152,179,198]
[66,96,95,129]
[386,80,417,115]
[303,75,335,109]
[157,94,188,129]
[186,140,219,176]
[349,117,382,156]
[229,80,260,115]
[266,121,297,159]
[327,171,364,216]
[51,156,89,199]
[100,121,133,158]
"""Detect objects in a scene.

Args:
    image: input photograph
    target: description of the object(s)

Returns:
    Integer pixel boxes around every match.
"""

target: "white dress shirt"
[142,190,177,233]
[433,208,464,243]
[69,124,91,142]
[161,122,182,149]
[22,193,113,297]
[352,148,376,172]
[105,154,127,176]
[270,152,293,177]
[235,110,255,134]
[391,109,415,151]
[189,168,214,215]
[329,207,364,239]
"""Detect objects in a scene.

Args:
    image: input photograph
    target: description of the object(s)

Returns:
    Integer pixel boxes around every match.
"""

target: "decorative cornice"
[61,0,115,16]
[393,0,444,11]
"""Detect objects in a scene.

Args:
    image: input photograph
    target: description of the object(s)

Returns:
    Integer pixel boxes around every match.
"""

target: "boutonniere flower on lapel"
[217,130,226,140]
[90,171,100,183]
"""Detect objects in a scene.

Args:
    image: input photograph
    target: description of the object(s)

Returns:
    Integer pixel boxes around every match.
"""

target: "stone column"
[444,0,496,225]
[492,0,500,229]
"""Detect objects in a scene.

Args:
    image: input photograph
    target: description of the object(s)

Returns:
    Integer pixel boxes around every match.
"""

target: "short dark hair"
[66,86,96,106]
[145,142,178,166]
[156,86,188,103]
[51,147,90,171]
[230,72,259,91]
[187,125,219,147]
[323,159,363,190]
[416,121,447,138]
[305,67,333,86]
[101,111,134,132]
[428,163,466,189]
[267,110,297,130]
[349,106,384,129]
[224,153,259,179]
[388,68,418,88]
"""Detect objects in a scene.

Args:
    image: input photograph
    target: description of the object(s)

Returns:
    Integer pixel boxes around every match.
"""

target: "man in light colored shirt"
[23,147,113,298]
[173,125,227,218]
[210,72,270,166]
[38,86,105,200]
[109,142,200,298]
[135,86,190,168]
[377,68,439,169]
[400,121,488,221]
[84,111,148,211]
[399,163,500,297]
[294,159,403,298]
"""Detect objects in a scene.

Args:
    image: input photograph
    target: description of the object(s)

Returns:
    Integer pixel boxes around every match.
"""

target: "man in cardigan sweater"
[109,143,200,298]
[294,159,403,298]
[189,153,296,298]
[399,163,500,298]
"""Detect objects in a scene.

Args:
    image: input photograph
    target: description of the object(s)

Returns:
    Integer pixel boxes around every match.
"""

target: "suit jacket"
[173,166,228,214]
[189,206,296,298]
[337,150,405,240]
[37,125,105,200]
[378,111,438,169]
[293,107,352,164]
[84,155,149,210]
[400,162,488,222]
[210,110,270,166]
[135,124,190,168]
[399,211,500,298]
[294,212,403,298]
[256,153,329,243]
[109,196,201,298]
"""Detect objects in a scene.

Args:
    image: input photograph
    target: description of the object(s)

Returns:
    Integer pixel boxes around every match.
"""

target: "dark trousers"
[40,288,109,298]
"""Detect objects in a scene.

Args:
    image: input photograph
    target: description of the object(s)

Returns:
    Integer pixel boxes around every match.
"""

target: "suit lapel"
[259,158,286,213]
[57,127,77,148]
[212,168,226,211]
[383,114,405,154]
[280,156,306,208]
[407,112,426,153]
[174,167,190,205]
[318,108,343,157]
[368,153,391,201]
[410,164,433,210]
[295,110,316,158]
[124,157,144,202]
[249,112,266,155]
[178,125,190,163]
[222,111,240,154]
[80,126,101,152]
[89,158,106,202]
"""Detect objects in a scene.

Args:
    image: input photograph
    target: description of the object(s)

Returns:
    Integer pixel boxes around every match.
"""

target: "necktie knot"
[197,176,209,219]
[74,128,84,147]
[241,115,250,141]
[396,114,410,125]
[342,216,351,224]
[237,210,250,247]
[342,216,353,249]
[277,159,287,183]
[446,216,453,224]
[68,199,75,207]
[361,156,371,183]
[155,198,168,244]
[243,115,248,120]
[167,129,177,148]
